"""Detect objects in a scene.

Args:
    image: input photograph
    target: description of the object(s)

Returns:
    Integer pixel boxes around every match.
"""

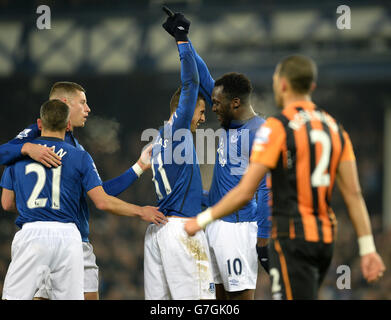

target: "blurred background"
[0,0,390,299]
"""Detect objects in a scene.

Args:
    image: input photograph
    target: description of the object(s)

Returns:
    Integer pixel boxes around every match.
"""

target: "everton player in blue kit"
[162,7,271,300]
[143,14,215,300]
[0,82,165,300]
[0,100,165,300]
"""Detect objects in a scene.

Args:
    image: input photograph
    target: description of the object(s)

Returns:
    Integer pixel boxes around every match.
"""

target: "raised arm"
[170,41,200,130]
[161,6,214,106]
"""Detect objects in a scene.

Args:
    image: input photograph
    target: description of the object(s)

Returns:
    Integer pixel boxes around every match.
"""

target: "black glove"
[256,245,270,274]
[162,6,190,42]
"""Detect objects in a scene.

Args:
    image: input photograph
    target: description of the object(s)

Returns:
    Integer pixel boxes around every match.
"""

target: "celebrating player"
[0,81,165,300]
[143,12,215,300]
[185,55,386,299]
[162,7,271,300]
[0,100,165,300]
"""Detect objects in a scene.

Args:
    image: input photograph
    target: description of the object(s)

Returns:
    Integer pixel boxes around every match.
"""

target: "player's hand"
[139,206,168,225]
[184,218,201,236]
[137,143,153,171]
[21,142,62,168]
[162,5,190,42]
[360,252,386,283]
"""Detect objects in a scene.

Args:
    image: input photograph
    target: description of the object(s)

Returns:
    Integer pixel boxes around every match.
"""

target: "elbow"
[2,199,14,212]
[94,198,110,211]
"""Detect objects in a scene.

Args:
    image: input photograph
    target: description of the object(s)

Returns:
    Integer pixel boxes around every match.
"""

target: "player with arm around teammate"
[0,81,158,300]
[185,55,386,299]
[0,100,165,300]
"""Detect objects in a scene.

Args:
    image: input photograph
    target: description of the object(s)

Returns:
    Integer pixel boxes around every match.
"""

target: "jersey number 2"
[25,163,61,210]
[310,130,331,187]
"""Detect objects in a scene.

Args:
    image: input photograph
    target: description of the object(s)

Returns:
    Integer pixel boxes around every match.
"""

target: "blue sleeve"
[0,166,14,190]
[80,152,103,192]
[188,40,215,107]
[102,167,139,197]
[0,124,40,165]
[256,176,272,238]
[171,42,200,131]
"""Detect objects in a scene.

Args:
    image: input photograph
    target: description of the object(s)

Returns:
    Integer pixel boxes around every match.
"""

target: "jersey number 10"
[25,163,61,210]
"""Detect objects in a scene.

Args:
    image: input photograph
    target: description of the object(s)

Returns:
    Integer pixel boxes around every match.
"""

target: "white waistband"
[22,221,78,230]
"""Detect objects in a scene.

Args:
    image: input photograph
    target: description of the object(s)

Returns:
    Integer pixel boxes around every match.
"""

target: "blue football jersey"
[0,137,102,231]
[0,122,139,241]
[151,42,203,217]
[208,116,267,223]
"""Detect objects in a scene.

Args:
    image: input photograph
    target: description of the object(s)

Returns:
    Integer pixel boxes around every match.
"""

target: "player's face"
[212,85,233,129]
[67,90,91,129]
[273,68,284,109]
[190,98,206,132]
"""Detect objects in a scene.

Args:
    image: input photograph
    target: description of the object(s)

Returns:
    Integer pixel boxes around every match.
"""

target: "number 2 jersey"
[250,100,356,243]
[0,137,102,230]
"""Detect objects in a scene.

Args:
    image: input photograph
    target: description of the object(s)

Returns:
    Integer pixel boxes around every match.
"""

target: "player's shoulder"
[14,123,40,140]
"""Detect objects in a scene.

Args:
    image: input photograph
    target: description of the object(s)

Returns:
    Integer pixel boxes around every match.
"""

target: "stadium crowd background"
[0,0,390,299]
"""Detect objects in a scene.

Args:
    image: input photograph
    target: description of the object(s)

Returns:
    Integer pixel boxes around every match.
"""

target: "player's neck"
[236,104,256,121]
[41,129,66,140]
[283,93,312,109]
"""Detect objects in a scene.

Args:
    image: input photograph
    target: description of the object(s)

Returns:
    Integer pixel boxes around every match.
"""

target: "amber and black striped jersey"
[250,101,355,243]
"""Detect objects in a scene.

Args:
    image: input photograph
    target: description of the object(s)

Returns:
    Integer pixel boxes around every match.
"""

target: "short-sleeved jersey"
[0,137,102,231]
[151,42,203,217]
[250,101,355,243]
[208,116,269,224]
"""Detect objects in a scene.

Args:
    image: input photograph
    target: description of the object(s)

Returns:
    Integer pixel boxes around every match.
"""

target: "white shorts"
[205,220,258,292]
[34,241,99,298]
[2,221,84,300]
[144,217,216,300]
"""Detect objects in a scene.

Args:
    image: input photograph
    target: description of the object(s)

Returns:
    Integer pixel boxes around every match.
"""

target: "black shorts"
[268,238,334,300]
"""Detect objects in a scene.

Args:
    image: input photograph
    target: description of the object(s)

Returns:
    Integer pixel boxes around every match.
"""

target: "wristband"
[358,235,376,256]
[132,162,144,177]
[196,208,214,229]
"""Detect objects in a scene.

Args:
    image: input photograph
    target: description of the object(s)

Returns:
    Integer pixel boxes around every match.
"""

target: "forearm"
[99,194,141,218]
[210,183,253,221]
[188,40,214,106]
[0,143,24,165]
[102,165,141,196]
[344,192,373,237]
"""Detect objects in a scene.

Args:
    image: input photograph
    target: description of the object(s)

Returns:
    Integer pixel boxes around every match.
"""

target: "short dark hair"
[277,55,317,94]
[40,99,70,131]
[214,72,252,104]
[169,86,205,115]
[49,81,85,99]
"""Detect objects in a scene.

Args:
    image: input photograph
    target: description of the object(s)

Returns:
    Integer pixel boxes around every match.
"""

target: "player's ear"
[37,118,42,130]
[281,77,288,92]
[231,97,240,110]
[310,82,317,93]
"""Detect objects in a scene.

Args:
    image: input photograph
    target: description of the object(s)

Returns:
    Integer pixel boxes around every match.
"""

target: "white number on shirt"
[25,163,62,209]
[310,130,331,187]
